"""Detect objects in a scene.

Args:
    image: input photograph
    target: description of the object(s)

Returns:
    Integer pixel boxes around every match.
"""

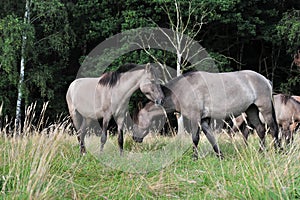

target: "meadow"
[1,108,300,199]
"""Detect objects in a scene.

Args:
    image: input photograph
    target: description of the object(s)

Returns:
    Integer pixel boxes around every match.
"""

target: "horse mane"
[161,85,172,97]
[98,63,142,87]
[279,94,291,105]
[279,94,300,106]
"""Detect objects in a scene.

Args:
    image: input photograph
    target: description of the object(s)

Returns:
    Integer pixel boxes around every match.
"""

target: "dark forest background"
[0,0,300,123]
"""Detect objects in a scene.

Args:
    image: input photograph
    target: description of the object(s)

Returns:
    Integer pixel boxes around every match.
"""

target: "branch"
[218,54,245,66]
[133,34,173,82]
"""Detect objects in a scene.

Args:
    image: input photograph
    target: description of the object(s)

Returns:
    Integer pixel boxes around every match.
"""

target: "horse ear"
[145,63,152,72]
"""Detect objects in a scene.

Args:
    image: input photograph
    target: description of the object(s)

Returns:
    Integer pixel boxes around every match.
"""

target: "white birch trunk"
[176,55,185,135]
[15,0,31,131]
[176,28,184,135]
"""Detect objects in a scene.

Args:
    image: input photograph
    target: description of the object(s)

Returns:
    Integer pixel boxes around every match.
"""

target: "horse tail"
[269,80,278,131]
[270,97,280,145]
[267,78,280,144]
[66,81,83,131]
[271,100,278,128]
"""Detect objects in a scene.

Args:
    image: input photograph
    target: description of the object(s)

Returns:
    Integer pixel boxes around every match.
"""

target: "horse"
[269,94,300,144]
[132,70,280,159]
[66,63,164,155]
[233,94,300,145]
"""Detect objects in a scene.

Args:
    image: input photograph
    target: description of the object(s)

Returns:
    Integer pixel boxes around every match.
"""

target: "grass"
[1,108,300,199]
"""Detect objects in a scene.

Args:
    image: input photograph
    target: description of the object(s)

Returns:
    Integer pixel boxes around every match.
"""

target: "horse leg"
[201,118,223,158]
[235,120,250,145]
[78,118,87,155]
[282,122,292,145]
[100,117,110,152]
[192,124,200,160]
[258,103,281,150]
[116,117,125,156]
[289,123,297,143]
[70,109,82,133]
[241,123,250,146]
[182,117,199,159]
[69,109,86,154]
[245,105,266,152]
[118,126,124,156]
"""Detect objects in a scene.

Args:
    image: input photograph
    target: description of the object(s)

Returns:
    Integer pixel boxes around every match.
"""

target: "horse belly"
[207,98,253,119]
[197,73,255,119]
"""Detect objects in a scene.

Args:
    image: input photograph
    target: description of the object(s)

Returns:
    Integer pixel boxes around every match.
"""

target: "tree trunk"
[176,32,185,135]
[15,0,31,132]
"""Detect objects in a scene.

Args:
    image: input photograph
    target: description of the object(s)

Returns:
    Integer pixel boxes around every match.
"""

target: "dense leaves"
[0,0,299,121]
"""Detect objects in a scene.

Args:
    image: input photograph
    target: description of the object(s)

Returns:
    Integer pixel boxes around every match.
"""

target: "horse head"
[132,124,148,143]
[140,64,164,105]
[132,101,166,143]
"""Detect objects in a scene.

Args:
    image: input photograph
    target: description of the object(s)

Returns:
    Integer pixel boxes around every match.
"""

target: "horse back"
[273,94,300,123]
[66,78,109,119]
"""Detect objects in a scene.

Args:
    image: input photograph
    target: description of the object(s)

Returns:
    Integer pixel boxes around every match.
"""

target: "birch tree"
[15,0,31,131]
[0,0,73,131]
[136,0,213,134]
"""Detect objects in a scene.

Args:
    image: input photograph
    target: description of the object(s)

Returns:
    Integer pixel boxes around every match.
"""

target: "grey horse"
[66,63,164,155]
[132,70,280,159]
[233,94,300,145]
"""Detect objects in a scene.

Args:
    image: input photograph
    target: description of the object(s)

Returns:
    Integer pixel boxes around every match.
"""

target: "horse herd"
[66,63,300,159]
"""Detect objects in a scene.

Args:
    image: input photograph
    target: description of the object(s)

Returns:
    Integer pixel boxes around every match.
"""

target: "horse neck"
[293,101,300,121]
[144,105,165,122]
[162,82,180,113]
[116,69,144,100]
[163,95,176,113]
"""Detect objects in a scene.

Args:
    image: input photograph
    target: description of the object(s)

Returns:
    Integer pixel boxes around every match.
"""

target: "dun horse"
[274,94,300,144]
[66,63,164,155]
[233,94,300,145]
[132,70,280,159]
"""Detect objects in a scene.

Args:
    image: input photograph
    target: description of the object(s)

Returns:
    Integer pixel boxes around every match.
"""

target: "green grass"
[1,119,300,199]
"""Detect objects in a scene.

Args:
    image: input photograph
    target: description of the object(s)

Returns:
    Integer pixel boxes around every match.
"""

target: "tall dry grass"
[0,103,300,199]
[0,103,75,199]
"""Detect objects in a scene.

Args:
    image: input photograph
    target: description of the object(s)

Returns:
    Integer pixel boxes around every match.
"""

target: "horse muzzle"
[132,136,144,143]
[155,98,163,105]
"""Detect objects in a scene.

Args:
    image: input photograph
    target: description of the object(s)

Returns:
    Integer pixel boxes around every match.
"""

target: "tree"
[0,15,24,119]
[276,9,300,94]
[136,0,230,134]
[15,0,31,131]
[0,0,74,127]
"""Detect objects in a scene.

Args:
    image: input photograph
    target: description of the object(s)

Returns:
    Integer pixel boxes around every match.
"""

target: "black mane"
[279,94,291,104]
[98,63,142,87]
[279,94,300,105]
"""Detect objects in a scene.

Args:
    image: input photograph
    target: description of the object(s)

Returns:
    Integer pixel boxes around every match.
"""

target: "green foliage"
[28,0,75,93]
[276,10,300,53]
[0,0,75,118]
[0,0,300,120]
[280,74,300,94]
[0,15,25,114]
[0,15,23,82]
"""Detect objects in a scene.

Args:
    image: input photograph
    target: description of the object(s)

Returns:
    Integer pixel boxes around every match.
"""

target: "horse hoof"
[192,154,199,161]
[80,148,86,156]
[217,153,224,160]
